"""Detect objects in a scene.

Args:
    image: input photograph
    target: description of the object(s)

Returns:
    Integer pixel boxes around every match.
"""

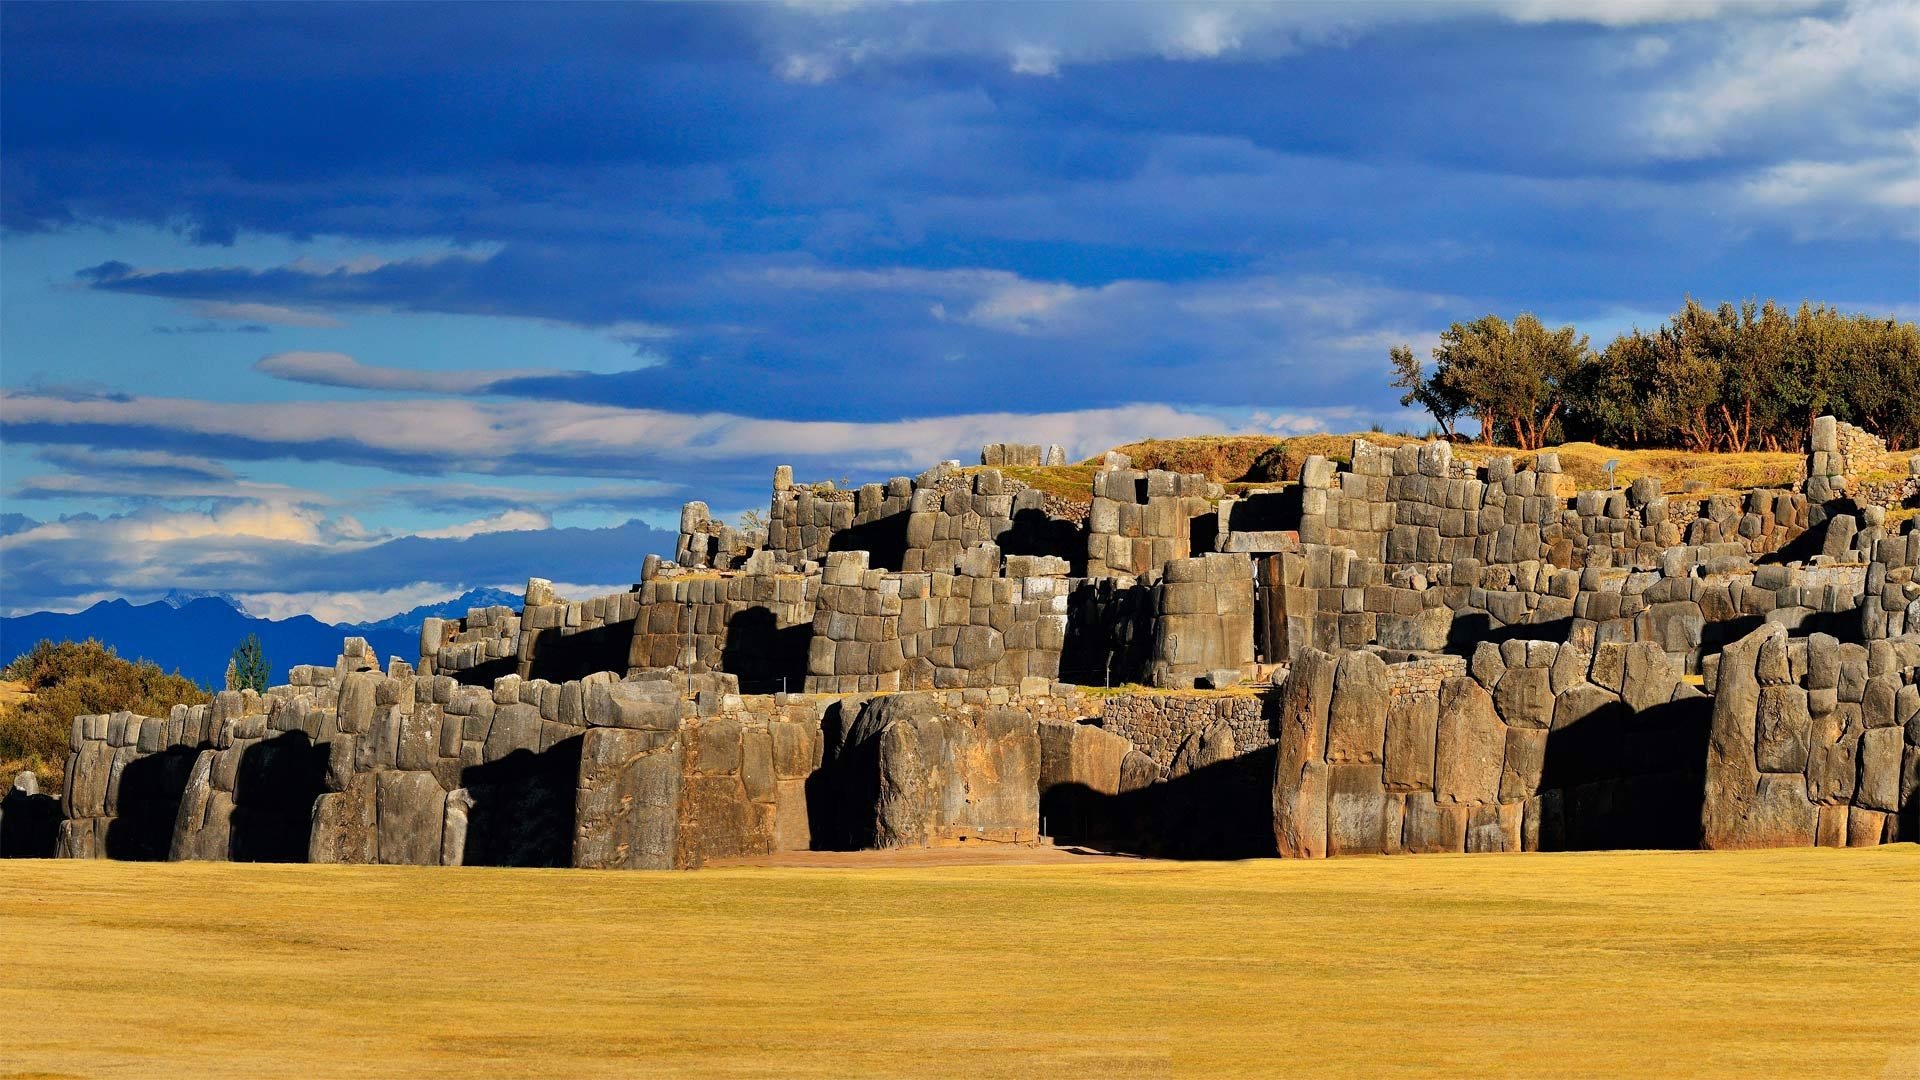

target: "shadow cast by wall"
[460,735,583,867]
[229,732,330,863]
[722,608,810,695]
[1539,695,1711,851]
[101,744,204,860]
[1041,752,1278,860]
[1059,580,1153,687]
[0,787,61,858]
[803,698,879,851]
[1000,507,1086,573]
[527,619,637,684]
[829,513,910,571]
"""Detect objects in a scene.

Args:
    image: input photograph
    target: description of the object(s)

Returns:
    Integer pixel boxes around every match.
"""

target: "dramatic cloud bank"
[1,1,1913,618]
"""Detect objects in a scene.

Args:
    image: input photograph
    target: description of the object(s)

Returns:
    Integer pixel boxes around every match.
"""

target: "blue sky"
[2,1,1916,619]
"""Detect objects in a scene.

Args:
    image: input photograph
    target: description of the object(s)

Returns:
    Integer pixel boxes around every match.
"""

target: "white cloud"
[238,581,474,624]
[778,52,840,84]
[190,301,344,328]
[414,509,552,540]
[1163,10,1243,59]
[1498,0,1820,27]
[1627,35,1671,66]
[1641,0,1919,158]
[2,386,1243,475]
[1008,43,1060,76]
[1743,144,1920,210]
[7,470,329,506]
[373,480,678,513]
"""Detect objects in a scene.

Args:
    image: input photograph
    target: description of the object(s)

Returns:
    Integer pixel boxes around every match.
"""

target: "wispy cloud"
[191,301,344,328]
[0,385,1256,476]
[253,351,569,394]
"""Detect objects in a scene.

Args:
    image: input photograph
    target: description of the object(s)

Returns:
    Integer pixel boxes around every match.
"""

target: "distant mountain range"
[0,587,523,689]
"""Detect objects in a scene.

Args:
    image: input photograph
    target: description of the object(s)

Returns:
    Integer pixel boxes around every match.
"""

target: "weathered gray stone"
[1382,691,1438,791]
[1753,686,1813,774]
[483,703,542,762]
[573,727,684,870]
[1494,666,1553,730]
[1401,789,1466,854]
[376,771,445,865]
[1434,677,1503,806]
[1325,650,1391,763]
[1621,642,1678,713]
[1465,802,1522,853]
[1702,624,1780,849]
[1119,750,1161,794]
[1499,727,1547,802]
[1273,649,1336,858]
[1167,721,1234,780]
[440,789,474,866]
[1856,727,1903,812]
[1039,720,1131,796]
[1326,764,1393,856]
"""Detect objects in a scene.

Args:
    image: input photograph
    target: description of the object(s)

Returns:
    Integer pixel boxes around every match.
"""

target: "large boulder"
[572,726,683,870]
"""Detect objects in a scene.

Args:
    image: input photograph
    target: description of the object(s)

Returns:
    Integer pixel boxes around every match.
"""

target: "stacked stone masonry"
[22,419,1918,867]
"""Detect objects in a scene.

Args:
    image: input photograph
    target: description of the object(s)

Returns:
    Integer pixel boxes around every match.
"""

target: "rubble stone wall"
[1098,691,1271,771]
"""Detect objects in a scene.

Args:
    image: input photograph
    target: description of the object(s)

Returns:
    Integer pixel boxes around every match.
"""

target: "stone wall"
[758,462,1079,573]
[1702,623,1920,849]
[1086,466,1218,580]
[1804,414,1919,508]
[51,635,1105,869]
[424,578,642,684]
[675,500,767,570]
[981,442,1067,467]
[1148,553,1256,688]
[45,415,1920,868]
[803,546,1070,693]
[1097,691,1270,770]
[814,692,1045,848]
[626,566,816,692]
[1272,635,1715,858]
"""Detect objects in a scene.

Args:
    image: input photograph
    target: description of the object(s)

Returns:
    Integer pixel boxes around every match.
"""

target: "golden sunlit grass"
[3,847,1916,1079]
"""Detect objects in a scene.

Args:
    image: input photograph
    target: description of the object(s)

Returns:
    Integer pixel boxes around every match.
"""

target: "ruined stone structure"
[6,417,1915,866]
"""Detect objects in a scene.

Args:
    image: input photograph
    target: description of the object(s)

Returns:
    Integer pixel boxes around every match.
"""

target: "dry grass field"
[3,847,1917,1079]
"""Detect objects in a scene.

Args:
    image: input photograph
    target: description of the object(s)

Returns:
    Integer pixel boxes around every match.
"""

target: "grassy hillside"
[2,847,1914,1078]
[962,433,1812,507]
[0,639,209,793]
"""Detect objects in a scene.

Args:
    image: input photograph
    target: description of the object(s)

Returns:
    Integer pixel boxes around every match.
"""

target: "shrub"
[0,639,209,794]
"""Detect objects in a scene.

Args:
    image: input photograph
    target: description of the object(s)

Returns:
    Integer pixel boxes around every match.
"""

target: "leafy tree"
[1395,314,1588,449]
[1404,297,1918,453]
[1388,344,1466,439]
[1842,317,1920,450]
[228,633,269,693]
